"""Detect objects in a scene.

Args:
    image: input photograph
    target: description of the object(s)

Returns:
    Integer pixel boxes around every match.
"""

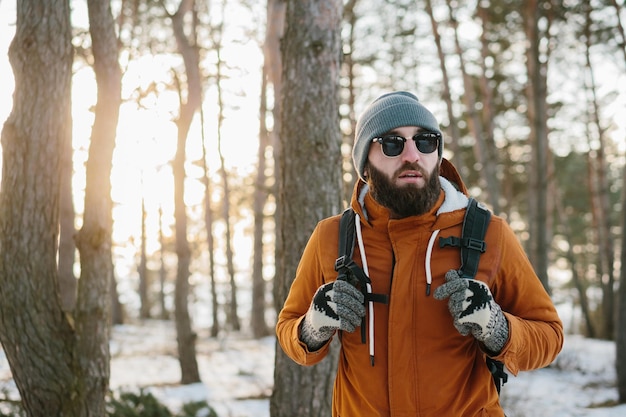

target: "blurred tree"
[250,0,285,340]
[522,0,552,293]
[610,0,626,65]
[618,161,626,403]
[581,2,616,340]
[553,163,596,337]
[475,3,502,212]
[251,60,271,338]
[111,270,125,325]
[608,0,626,399]
[158,205,171,320]
[259,0,286,339]
[341,0,359,203]
[74,0,123,411]
[446,0,502,213]
[139,194,151,318]
[168,0,202,384]
[424,0,465,177]
[213,20,241,331]
[270,0,344,416]
[199,104,220,336]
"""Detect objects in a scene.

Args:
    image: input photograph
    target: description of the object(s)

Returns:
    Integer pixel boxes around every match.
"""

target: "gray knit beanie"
[352,91,443,181]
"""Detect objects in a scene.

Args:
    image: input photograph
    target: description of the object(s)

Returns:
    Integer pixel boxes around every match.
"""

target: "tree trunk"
[213,33,241,332]
[270,1,344,416]
[610,0,626,65]
[342,0,358,201]
[476,4,501,207]
[617,162,626,403]
[173,102,201,383]
[425,0,465,177]
[1,0,120,414]
[170,0,201,384]
[522,0,551,293]
[554,189,595,337]
[266,0,286,335]
[139,196,151,319]
[0,1,76,415]
[446,1,501,213]
[158,205,170,320]
[268,0,286,335]
[583,4,615,339]
[251,63,271,338]
[253,0,285,338]
[73,0,122,413]
[219,128,240,332]
[611,3,626,395]
[199,106,219,337]
[111,273,125,325]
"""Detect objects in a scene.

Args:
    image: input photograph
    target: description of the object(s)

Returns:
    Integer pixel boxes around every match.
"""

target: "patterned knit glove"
[299,280,366,351]
[434,269,509,354]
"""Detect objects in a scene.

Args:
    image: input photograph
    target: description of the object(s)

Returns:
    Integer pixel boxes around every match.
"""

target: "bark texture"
[271,1,344,416]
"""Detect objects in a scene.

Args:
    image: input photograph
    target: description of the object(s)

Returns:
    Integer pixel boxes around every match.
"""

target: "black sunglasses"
[371,131,441,157]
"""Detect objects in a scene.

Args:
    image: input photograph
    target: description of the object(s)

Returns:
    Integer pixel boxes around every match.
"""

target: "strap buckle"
[465,237,486,253]
[334,255,350,272]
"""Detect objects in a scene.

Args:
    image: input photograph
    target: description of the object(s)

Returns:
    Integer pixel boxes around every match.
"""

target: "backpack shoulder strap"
[336,208,356,271]
[459,198,491,279]
[334,208,388,348]
[461,199,508,395]
[335,208,388,307]
[440,197,508,395]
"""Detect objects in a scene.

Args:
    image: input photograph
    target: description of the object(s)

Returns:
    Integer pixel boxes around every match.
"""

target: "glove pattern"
[434,269,509,354]
[300,280,365,351]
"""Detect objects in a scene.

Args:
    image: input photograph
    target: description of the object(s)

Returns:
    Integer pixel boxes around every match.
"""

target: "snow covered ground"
[1,317,625,416]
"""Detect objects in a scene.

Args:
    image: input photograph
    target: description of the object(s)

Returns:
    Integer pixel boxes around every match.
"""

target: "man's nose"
[400,138,421,162]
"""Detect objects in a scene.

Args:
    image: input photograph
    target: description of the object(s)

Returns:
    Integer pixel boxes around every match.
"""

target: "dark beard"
[367,162,441,218]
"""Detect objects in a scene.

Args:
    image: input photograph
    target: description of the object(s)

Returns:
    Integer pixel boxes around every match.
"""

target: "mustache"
[395,162,428,178]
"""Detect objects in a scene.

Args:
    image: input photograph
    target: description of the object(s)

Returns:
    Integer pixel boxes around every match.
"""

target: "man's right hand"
[299,280,366,349]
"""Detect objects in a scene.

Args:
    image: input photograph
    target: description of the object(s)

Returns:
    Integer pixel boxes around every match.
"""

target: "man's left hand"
[434,269,509,354]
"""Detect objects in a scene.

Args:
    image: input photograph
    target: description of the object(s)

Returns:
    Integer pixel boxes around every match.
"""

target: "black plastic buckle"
[439,236,461,248]
[465,237,486,253]
[334,255,350,272]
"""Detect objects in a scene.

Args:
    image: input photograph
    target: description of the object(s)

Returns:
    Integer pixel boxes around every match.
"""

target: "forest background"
[0,0,625,416]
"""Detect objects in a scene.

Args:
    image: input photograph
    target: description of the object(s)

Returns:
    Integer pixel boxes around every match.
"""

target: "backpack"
[334,197,508,394]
